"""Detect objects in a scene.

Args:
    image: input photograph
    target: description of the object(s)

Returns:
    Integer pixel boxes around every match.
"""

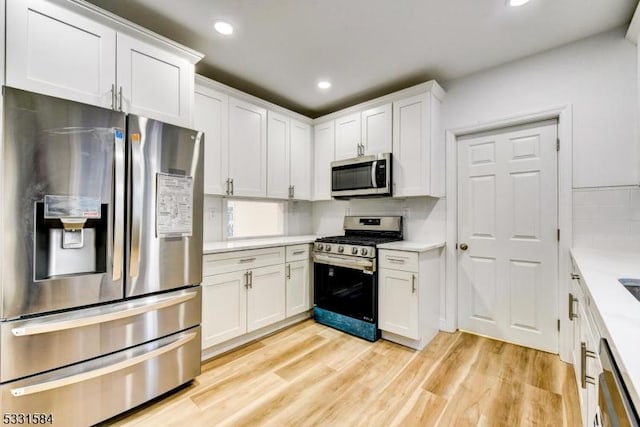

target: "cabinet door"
[378,268,419,340]
[334,112,361,161]
[286,260,310,317]
[247,264,286,332]
[362,103,392,155]
[392,93,432,197]
[6,0,116,108]
[116,33,194,127]
[194,86,228,195]
[289,119,312,200]
[313,121,335,201]
[267,111,290,199]
[201,271,247,348]
[228,97,267,198]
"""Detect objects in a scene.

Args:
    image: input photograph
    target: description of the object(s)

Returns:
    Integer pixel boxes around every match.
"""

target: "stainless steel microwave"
[331,153,392,199]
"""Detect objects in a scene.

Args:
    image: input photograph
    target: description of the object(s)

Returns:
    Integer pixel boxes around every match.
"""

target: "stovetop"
[315,234,402,247]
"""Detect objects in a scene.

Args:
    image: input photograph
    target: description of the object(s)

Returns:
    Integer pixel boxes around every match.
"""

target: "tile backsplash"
[573,187,640,251]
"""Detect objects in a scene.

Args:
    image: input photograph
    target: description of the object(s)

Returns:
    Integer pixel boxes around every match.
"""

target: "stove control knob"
[352,247,358,255]
[360,248,368,256]
[315,243,324,251]
[338,245,344,253]
[325,244,332,251]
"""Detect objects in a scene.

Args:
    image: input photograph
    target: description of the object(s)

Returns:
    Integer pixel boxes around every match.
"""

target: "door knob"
[459,243,469,251]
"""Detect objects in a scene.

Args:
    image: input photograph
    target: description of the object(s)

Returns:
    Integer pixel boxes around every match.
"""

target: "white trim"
[445,105,573,363]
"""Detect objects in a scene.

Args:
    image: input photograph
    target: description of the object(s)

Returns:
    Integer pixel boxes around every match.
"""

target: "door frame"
[444,105,573,363]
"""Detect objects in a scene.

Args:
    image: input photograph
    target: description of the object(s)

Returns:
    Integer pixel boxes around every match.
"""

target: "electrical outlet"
[208,208,216,220]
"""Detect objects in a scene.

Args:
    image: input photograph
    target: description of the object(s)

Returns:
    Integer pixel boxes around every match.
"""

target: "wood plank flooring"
[106,320,581,427]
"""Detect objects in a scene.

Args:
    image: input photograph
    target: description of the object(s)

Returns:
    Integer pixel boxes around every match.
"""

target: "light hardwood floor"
[106,320,581,427]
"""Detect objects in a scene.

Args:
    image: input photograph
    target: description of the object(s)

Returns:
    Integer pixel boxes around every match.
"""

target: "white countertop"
[203,235,317,254]
[570,248,640,410]
[377,240,445,252]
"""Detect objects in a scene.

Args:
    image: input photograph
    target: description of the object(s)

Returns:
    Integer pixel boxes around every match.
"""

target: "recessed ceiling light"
[317,81,332,89]
[214,21,234,35]
[508,0,531,6]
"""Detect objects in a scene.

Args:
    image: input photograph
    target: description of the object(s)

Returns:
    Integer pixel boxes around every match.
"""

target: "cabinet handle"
[111,84,116,110]
[581,342,596,388]
[249,271,253,288]
[292,250,305,255]
[230,178,234,195]
[411,274,416,294]
[225,178,230,195]
[244,271,249,289]
[387,257,406,264]
[118,86,123,111]
[286,264,291,279]
[571,273,580,280]
[568,293,578,321]
[239,257,256,264]
[291,185,295,199]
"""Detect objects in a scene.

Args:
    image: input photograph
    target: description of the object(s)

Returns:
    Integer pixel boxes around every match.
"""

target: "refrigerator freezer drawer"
[1,286,201,382]
[0,327,201,427]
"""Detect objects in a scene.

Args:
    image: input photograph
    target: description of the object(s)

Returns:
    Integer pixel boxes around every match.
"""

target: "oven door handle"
[313,253,376,273]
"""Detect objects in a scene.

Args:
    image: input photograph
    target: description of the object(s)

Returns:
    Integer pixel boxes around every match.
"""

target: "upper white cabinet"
[6,0,200,127]
[289,120,312,200]
[194,86,228,195]
[392,86,445,198]
[361,103,392,155]
[116,33,194,126]
[267,111,291,199]
[228,97,267,198]
[313,121,336,201]
[334,112,361,161]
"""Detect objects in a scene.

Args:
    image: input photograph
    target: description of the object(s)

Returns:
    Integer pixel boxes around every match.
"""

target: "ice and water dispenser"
[34,195,108,280]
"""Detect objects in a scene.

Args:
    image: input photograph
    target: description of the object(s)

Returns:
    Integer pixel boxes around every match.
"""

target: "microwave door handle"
[371,160,378,188]
[112,129,125,281]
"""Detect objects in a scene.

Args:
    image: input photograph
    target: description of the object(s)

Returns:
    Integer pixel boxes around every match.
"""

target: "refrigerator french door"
[0,87,204,426]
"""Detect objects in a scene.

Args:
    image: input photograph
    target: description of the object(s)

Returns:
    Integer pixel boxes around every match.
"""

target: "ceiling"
[85,0,638,118]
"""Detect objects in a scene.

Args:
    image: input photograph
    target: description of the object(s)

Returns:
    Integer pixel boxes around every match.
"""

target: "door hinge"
[557,319,560,332]
[557,229,560,241]
[556,138,560,152]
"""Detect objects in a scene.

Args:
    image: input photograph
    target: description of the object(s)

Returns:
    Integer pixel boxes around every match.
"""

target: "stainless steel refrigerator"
[0,87,203,426]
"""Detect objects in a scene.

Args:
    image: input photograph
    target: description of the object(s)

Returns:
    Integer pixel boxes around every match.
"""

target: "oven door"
[313,253,377,323]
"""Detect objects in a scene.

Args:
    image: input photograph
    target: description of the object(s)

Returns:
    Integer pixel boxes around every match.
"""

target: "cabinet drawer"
[379,250,418,272]
[203,247,285,276]
[286,244,310,262]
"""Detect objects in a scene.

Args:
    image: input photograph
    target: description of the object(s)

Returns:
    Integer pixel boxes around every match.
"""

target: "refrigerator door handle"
[129,132,144,278]
[11,291,197,337]
[10,331,197,397]
[112,129,125,281]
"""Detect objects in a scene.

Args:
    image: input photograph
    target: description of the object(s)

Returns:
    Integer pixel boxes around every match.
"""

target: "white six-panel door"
[457,120,558,353]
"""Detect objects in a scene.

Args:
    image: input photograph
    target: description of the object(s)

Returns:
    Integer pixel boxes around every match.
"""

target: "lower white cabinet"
[202,244,311,351]
[285,244,311,317]
[247,264,286,332]
[378,247,443,350]
[569,264,604,427]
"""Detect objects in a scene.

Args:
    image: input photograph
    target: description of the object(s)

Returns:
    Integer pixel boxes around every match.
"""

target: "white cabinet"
[228,97,267,197]
[247,264,286,332]
[285,244,311,317]
[6,0,199,127]
[194,86,228,195]
[116,33,194,126]
[378,248,442,350]
[202,271,247,348]
[6,0,116,108]
[361,103,392,155]
[289,119,312,200]
[334,112,362,161]
[313,121,335,201]
[392,87,445,198]
[569,266,604,427]
[267,111,290,199]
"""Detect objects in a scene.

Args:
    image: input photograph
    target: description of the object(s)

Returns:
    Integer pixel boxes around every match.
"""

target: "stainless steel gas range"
[312,216,403,341]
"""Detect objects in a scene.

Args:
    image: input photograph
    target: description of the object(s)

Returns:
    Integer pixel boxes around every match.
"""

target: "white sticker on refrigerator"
[156,173,193,237]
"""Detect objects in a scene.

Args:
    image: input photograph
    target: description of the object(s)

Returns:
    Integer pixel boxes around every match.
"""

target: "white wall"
[442,27,638,189]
